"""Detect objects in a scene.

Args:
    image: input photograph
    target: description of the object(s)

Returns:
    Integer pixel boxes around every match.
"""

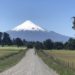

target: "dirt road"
[0,49,58,75]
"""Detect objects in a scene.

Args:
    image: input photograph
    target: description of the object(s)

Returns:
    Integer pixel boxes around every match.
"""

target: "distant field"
[38,50,75,75]
[0,46,27,72]
[45,50,75,67]
[0,47,26,57]
[0,46,26,50]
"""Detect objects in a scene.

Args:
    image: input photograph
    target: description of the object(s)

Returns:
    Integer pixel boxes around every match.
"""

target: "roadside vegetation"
[45,50,75,69]
[0,47,27,72]
[38,50,75,75]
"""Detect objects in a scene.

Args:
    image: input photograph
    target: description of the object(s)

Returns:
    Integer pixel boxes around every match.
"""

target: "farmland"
[0,46,27,72]
[45,50,75,69]
[38,50,75,75]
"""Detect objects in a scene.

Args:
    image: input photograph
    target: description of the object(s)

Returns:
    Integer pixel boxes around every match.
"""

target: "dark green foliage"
[43,39,54,50]
[0,32,2,45]
[65,38,75,50]
[34,41,44,50]
[23,39,27,46]
[14,38,24,47]
[54,42,64,49]
[26,42,34,48]
[2,32,12,46]
[64,42,69,49]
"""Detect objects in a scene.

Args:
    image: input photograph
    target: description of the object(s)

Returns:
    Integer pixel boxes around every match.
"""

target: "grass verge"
[0,47,27,72]
[37,51,75,75]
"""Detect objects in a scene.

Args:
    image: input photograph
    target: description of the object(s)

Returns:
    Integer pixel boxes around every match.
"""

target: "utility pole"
[72,17,75,29]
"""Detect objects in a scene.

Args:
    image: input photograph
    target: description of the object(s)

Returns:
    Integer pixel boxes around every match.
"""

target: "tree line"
[0,32,75,50]
[0,32,25,47]
[27,38,75,50]
[34,38,75,50]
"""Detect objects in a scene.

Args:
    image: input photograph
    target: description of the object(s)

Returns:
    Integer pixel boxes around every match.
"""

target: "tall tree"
[23,39,27,46]
[0,32,2,45]
[64,38,75,50]
[26,42,34,48]
[54,42,64,49]
[43,39,54,50]
[14,38,23,47]
[34,41,44,50]
[2,32,12,46]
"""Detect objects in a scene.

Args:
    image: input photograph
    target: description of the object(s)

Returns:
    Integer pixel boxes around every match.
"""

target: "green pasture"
[0,46,27,72]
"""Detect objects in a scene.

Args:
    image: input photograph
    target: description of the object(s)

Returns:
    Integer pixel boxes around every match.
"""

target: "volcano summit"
[12,20,46,32]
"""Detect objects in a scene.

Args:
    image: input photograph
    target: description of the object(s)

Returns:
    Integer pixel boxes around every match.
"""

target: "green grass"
[38,50,75,75]
[0,46,27,72]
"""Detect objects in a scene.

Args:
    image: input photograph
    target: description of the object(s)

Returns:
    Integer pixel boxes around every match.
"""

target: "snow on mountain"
[12,20,46,31]
[7,20,70,42]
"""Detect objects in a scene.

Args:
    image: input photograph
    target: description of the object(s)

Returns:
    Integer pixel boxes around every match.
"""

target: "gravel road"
[0,49,58,75]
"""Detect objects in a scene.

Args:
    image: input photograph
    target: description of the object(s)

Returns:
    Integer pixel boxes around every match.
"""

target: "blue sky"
[0,0,75,37]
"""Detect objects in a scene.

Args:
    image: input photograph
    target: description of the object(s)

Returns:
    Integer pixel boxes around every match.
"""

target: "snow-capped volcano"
[12,20,46,31]
[7,20,69,42]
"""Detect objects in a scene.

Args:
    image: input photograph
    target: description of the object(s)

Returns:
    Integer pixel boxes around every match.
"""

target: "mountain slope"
[7,20,69,42]
[7,30,69,42]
